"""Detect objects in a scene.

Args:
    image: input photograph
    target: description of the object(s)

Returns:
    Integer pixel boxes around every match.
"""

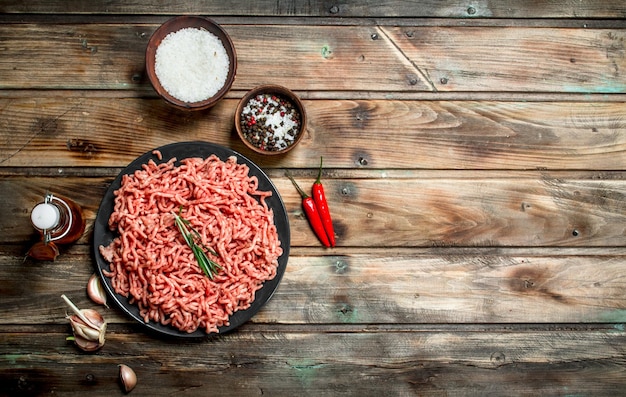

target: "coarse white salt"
[155,27,230,103]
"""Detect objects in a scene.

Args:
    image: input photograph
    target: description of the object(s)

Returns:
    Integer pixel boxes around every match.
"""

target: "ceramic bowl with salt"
[146,16,237,111]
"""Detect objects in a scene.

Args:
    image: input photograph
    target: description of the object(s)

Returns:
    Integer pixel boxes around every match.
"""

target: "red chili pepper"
[286,172,331,248]
[312,157,336,247]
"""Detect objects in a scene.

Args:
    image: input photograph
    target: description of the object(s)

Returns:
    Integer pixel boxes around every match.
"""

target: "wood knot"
[490,352,506,366]
[66,138,97,156]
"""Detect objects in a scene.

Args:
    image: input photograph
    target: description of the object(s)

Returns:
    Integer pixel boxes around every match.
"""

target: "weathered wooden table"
[1,1,625,396]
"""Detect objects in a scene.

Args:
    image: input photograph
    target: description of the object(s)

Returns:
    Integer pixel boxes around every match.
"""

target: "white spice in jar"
[155,27,230,103]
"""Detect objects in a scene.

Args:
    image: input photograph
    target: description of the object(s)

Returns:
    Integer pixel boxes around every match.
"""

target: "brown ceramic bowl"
[145,16,237,111]
[235,85,307,155]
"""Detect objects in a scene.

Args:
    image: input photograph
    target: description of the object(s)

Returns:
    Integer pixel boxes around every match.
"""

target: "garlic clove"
[27,241,60,261]
[69,334,102,352]
[81,308,106,328]
[61,295,107,351]
[70,316,102,341]
[119,364,137,393]
[68,309,107,344]
[87,273,108,307]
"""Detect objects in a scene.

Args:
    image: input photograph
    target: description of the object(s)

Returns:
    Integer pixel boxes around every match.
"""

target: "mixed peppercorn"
[240,93,302,152]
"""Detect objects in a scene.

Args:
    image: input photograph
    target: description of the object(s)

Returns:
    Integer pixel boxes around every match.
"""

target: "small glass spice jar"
[28,193,86,260]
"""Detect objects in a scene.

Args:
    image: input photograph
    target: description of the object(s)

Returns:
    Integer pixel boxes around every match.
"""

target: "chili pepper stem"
[315,156,323,184]
[286,171,309,199]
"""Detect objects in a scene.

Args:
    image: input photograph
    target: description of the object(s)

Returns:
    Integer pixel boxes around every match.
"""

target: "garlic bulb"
[61,294,107,351]
[119,364,137,392]
[87,273,108,307]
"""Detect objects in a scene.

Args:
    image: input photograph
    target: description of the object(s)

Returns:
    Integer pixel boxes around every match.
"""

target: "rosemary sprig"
[172,207,221,279]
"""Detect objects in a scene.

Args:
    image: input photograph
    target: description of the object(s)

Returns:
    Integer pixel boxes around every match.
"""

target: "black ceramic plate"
[92,141,290,337]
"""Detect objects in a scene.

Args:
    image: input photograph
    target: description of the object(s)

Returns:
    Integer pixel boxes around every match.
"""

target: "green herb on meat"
[172,207,221,279]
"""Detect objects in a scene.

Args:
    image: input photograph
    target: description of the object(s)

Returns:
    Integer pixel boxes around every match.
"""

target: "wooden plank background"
[0,98,624,169]
[1,23,625,93]
[0,1,624,396]
[1,0,626,18]
[1,175,625,247]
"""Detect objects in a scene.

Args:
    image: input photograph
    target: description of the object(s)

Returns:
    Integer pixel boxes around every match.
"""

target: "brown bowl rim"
[235,85,307,156]
[145,16,237,111]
